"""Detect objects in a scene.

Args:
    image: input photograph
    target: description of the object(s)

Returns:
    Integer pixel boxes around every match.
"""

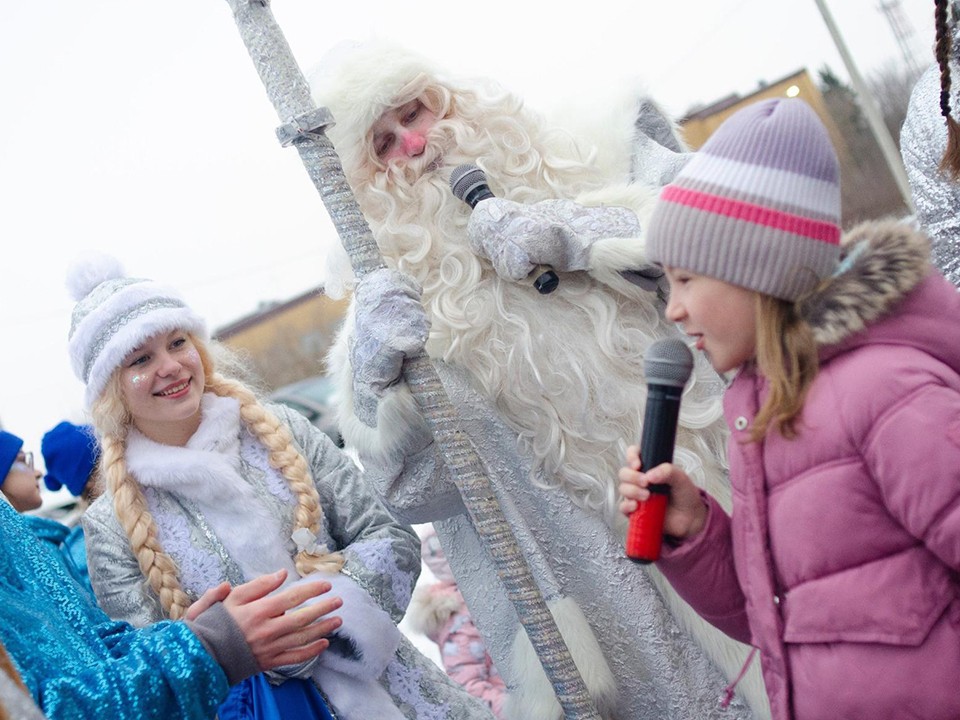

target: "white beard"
[341,113,731,525]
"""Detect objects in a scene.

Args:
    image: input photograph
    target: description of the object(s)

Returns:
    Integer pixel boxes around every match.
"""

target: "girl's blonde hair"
[91,333,343,620]
[749,293,820,442]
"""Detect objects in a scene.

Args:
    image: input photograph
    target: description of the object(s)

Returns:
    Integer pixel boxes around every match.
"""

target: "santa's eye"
[375,134,394,158]
[402,103,420,124]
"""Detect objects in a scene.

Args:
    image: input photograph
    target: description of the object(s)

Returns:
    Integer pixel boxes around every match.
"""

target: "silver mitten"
[467,197,641,281]
[350,268,430,427]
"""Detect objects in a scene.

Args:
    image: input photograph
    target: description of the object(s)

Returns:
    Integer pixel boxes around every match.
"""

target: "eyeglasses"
[12,451,34,472]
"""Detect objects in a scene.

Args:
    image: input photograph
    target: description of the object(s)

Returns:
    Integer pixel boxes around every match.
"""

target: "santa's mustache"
[384,118,484,188]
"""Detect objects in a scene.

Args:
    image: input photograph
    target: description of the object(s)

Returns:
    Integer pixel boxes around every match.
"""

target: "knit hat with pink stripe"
[646,98,841,301]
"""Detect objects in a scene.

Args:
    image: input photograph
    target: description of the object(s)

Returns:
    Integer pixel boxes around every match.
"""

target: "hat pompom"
[66,253,126,302]
[41,421,98,497]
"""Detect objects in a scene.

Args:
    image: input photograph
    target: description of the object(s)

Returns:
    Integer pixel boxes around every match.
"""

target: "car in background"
[268,374,344,448]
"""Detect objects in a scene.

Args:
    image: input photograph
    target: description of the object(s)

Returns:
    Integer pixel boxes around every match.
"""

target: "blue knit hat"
[0,431,24,487]
[41,421,98,497]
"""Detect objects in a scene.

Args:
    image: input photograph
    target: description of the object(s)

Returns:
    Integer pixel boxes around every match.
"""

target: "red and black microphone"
[449,164,559,294]
[626,337,694,564]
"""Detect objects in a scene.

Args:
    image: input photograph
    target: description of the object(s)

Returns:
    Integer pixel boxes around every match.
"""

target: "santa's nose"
[400,130,426,157]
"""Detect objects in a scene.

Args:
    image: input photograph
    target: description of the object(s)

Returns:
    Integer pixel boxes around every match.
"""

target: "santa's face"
[370,99,438,165]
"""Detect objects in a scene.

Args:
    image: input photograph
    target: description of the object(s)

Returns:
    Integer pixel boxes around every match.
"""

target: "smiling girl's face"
[120,329,204,446]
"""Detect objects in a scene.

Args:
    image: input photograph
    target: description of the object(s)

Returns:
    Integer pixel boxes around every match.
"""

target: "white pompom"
[66,252,125,301]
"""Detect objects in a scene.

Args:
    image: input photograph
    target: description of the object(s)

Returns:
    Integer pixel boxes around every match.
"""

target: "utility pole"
[813,0,915,212]
[878,0,924,76]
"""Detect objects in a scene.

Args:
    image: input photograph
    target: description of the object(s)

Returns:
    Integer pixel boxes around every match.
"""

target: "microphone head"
[644,338,694,387]
[449,164,487,203]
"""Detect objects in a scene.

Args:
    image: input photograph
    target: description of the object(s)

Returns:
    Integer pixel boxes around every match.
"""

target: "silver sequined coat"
[82,394,492,719]
[901,63,960,287]
[330,354,758,720]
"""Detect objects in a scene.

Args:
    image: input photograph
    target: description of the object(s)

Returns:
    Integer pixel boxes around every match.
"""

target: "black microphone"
[625,337,694,564]
[449,164,559,294]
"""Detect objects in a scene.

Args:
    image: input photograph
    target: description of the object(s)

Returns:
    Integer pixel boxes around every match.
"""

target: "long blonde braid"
[196,340,344,576]
[91,373,193,619]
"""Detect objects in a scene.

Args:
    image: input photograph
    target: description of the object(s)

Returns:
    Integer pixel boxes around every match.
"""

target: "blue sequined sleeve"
[32,620,228,720]
[0,502,230,720]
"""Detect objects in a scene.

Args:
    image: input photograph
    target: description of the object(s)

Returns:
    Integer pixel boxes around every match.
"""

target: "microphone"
[625,337,694,564]
[449,164,559,294]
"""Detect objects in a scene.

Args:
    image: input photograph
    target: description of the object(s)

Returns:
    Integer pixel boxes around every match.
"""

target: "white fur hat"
[66,254,207,409]
[308,40,448,175]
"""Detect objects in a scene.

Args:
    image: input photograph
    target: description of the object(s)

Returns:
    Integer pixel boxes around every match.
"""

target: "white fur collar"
[126,393,243,503]
[125,392,297,581]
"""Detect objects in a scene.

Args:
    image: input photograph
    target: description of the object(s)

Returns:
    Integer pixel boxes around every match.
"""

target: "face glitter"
[130,374,146,386]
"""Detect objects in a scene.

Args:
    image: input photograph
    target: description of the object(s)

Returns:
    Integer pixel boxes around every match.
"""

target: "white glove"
[350,268,430,427]
[466,197,642,282]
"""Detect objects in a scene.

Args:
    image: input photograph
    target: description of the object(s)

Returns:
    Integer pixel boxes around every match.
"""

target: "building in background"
[680,70,841,148]
[214,286,348,391]
[679,67,910,225]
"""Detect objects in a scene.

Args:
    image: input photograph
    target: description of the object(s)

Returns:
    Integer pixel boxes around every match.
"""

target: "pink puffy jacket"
[410,529,506,718]
[658,222,960,720]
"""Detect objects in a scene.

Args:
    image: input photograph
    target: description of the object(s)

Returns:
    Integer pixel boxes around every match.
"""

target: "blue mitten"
[466,198,642,281]
[350,268,430,427]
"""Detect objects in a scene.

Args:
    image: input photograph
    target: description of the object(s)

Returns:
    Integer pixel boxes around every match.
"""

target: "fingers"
[268,638,331,670]
[639,462,676,486]
[619,460,677,517]
[273,581,335,615]
[184,581,231,621]
[236,580,336,635]
[228,569,287,605]
[619,458,673,493]
[279,591,342,629]
[619,496,639,516]
[252,601,344,672]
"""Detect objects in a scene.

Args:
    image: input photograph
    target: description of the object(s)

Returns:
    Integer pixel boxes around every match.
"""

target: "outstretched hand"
[194,570,344,672]
[618,444,707,542]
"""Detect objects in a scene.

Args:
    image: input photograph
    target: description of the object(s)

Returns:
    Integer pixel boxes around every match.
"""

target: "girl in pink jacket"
[619,98,960,720]
[408,529,505,719]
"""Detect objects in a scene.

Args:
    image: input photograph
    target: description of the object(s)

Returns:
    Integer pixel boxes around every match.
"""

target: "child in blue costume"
[40,420,100,595]
[1,428,96,604]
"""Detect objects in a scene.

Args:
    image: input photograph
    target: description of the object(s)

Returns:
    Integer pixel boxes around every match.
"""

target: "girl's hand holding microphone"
[619,444,708,546]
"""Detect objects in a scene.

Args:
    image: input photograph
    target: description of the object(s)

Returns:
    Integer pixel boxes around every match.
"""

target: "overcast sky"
[0,0,936,478]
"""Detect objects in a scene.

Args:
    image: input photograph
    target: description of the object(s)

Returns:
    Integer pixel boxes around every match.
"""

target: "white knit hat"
[66,254,207,409]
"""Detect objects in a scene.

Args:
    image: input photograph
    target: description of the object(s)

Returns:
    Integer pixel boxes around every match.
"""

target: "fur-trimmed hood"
[799,219,960,372]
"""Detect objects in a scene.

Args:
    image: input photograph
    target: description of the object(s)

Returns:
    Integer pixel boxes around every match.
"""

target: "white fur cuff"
[298,571,401,680]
